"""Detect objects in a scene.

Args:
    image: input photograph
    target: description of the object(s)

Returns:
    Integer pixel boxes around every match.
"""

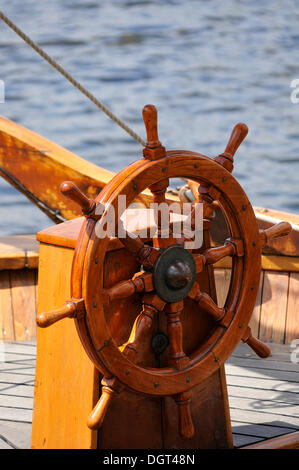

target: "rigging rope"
[0,10,146,147]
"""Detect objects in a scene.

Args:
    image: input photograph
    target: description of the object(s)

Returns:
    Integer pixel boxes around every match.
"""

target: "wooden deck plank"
[0,352,36,362]
[228,386,298,405]
[0,340,298,448]
[0,364,36,374]
[0,372,35,385]
[228,356,299,373]
[231,421,296,438]
[231,346,292,363]
[0,419,31,449]
[226,364,298,383]
[0,346,36,363]
[0,406,33,423]
[0,383,34,397]
[229,408,299,429]
[1,342,36,355]
[0,395,33,409]
[226,375,299,393]
[232,434,264,447]
[0,436,14,449]
[229,396,299,417]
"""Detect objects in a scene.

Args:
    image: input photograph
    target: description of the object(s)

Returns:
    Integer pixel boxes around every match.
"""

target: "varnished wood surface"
[214,267,299,344]
[0,235,38,270]
[2,229,298,273]
[1,263,298,344]
[64,148,263,402]
[31,243,98,449]
[0,341,297,449]
[0,116,113,222]
[0,269,37,341]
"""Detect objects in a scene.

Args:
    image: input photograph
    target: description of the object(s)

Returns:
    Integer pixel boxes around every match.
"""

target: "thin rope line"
[0,10,146,147]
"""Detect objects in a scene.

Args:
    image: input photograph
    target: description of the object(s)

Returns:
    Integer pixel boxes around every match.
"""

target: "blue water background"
[0,0,299,235]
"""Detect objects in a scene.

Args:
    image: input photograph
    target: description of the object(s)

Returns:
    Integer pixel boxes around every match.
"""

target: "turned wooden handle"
[60,181,96,215]
[174,392,194,439]
[259,221,292,247]
[142,104,161,148]
[87,386,115,430]
[242,326,271,358]
[224,123,248,157]
[196,292,225,322]
[204,242,235,265]
[37,301,76,328]
[104,280,136,304]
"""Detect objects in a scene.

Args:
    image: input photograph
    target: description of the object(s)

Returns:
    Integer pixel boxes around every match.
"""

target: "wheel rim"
[71,152,261,396]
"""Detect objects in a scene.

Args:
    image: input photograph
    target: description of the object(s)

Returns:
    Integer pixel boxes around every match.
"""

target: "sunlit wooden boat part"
[1,115,299,257]
[0,116,114,222]
[29,105,298,449]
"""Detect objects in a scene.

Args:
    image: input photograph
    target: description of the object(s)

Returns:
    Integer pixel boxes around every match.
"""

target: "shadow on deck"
[0,341,298,449]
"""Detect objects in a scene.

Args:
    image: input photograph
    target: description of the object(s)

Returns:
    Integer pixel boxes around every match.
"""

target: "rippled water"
[0,0,299,235]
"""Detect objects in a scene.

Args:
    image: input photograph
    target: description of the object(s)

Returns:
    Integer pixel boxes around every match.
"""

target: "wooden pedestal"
[31,218,233,449]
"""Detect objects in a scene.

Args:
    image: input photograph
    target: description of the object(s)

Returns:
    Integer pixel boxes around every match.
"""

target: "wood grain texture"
[214,254,299,273]
[285,272,299,344]
[259,271,289,344]
[214,268,231,308]
[31,243,98,449]
[0,235,38,270]
[78,151,261,397]
[10,270,36,341]
[163,369,233,449]
[249,271,264,338]
[9,270,36,341]
[0,116,113,222]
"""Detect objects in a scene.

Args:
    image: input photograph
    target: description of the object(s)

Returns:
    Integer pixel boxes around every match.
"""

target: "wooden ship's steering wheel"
[37,105,291,441]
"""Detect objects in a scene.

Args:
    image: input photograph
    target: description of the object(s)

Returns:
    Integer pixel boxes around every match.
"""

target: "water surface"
[0,0,299,235]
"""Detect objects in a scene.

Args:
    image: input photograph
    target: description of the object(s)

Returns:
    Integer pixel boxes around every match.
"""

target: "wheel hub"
[153,245,196,303]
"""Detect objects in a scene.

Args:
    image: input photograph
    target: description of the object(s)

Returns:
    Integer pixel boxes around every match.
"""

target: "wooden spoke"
[87,377,122,430]
[150,178,176,249]
[142,104,166,161]
[203,238,244,266]
[187,123,248,232]
[60,181,99,218]
[192,238,243,274]
[118,219,160,267]
[102,272,154,305]
[188,180,200,203]
[189,282,225,322]
[36,299,85,328]
[165,302,189,370]
[214,123,248,172]
[120,294,166,362]
[259,221,292,248]
[242,326,271,358]
[118,219,144,253]
[173,390,195,439]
